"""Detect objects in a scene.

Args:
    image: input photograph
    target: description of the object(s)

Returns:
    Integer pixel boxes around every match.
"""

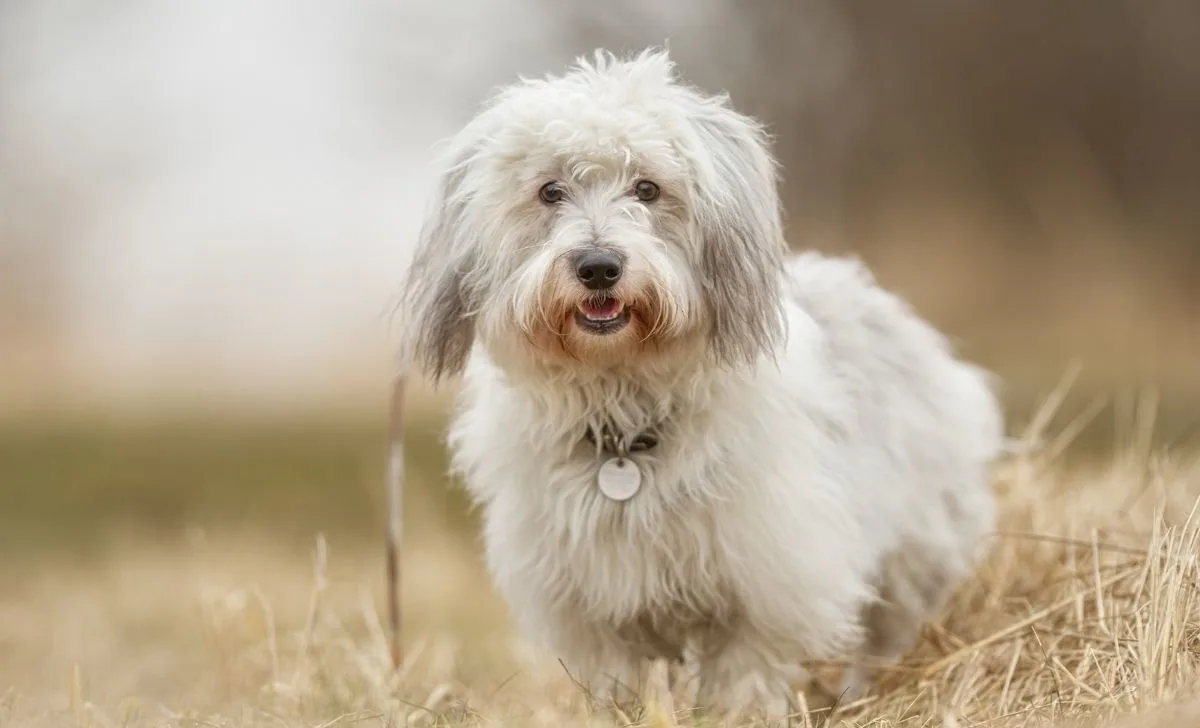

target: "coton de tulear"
[397,48,1004,720]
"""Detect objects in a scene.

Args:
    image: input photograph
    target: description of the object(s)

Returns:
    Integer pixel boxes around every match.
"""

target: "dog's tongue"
[579,299,623,320]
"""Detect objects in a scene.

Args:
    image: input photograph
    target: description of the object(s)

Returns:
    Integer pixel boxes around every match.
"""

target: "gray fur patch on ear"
[399,151,481,381]
[689,99,787,367]
[405,249,477,380]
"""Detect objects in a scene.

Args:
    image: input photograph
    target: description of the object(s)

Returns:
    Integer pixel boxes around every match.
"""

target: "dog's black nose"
[574,251,623,290]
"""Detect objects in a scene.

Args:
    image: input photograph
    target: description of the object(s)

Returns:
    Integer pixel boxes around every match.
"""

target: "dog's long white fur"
[397,48,1004,719]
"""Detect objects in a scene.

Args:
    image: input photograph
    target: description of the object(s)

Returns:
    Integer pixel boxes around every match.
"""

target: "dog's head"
[399,49,787,380]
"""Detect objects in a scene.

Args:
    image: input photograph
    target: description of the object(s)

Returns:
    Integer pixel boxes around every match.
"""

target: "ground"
[3,391,1200,727]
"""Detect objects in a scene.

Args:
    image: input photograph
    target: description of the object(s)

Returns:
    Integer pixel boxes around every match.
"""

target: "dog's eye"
[633,180,660,203]
[538,181,565,204]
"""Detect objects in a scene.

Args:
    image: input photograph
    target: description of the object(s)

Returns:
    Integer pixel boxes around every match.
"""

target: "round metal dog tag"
[598,457,641,501]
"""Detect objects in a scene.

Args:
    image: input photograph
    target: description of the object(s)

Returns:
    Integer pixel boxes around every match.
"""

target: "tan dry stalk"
[386,373,407,670]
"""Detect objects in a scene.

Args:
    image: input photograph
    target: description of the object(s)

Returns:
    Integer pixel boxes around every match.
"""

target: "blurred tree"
[556,0,1200,267]
[0,175,70,392]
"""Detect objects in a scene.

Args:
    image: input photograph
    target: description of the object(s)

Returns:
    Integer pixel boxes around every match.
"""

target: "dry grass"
[4,388,1200,727]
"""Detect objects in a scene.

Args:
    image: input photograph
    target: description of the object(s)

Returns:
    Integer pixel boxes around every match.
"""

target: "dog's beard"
[500,257,691,369]
[530,285,675,366]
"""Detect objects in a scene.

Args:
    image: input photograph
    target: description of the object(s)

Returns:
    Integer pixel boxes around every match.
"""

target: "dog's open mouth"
[574,298,630,334]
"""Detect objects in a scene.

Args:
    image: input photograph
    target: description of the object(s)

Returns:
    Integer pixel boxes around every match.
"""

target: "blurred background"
[2,0,1199,556]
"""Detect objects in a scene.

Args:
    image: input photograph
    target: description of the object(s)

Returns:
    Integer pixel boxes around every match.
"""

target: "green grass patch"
[0,413,475,556]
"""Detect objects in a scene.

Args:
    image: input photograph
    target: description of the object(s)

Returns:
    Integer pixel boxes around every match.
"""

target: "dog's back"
[783,250,1006,695]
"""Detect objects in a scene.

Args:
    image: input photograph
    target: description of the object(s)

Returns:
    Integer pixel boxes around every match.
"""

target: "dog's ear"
[398,138,483,381]
[684,95,788,366]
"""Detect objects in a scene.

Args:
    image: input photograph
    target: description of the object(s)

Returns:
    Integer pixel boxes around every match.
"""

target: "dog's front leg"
[528,612,646,711]
[694,630,806,725]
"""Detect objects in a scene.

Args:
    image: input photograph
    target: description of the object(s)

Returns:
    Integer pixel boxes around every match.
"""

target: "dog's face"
[400,50,787,380]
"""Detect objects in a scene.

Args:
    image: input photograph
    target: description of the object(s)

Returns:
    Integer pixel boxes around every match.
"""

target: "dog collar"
[584,423,659,458]
[585,423,658,502]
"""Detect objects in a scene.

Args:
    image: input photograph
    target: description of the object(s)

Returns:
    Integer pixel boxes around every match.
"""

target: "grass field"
[4,383,1200,727]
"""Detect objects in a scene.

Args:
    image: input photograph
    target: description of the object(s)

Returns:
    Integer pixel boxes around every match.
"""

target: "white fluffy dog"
[398,48,1004,719]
